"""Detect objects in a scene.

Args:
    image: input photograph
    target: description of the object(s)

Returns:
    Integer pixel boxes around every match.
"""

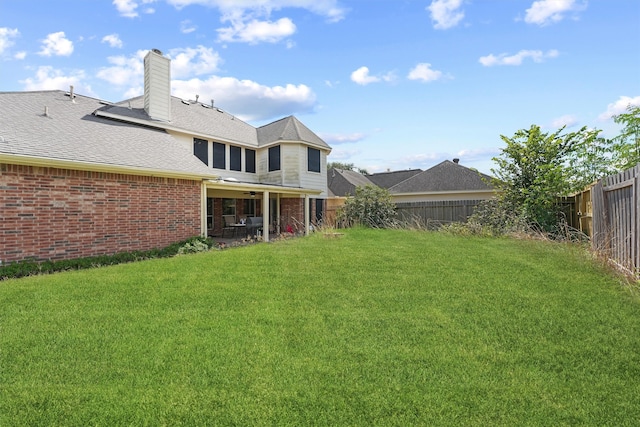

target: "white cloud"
[14,51,27,60]
[350,66,395,86]
[479,49,559,66]
[19,66,94,95]
[427,0,464,30]
[180,19,197,34]
[407,63,445,82]
[166,0,347,23]
[38,32,74,57]
[599,96,640,120]
[318,132,367,145]
[171,75,316,121]
[168,46,222,78]
[102,34,123,48]
[113,0,157,18]
[96,50,147,87]
[0,27,20,55]
[551,114,579,128]
[217,17,296,44]
[96,46,221,90]
[524,0,586,26]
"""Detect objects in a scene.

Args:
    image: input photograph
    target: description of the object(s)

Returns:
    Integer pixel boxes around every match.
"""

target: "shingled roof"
[389,160,494,194]
[327,168,375,197]
[97,95,259,146]
[367,169,423,189]
[0,90,217,178]
[257,116,330,149]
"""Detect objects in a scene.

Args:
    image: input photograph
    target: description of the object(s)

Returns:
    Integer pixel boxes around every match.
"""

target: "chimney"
[453,158,460,164]
[143,49,171,122]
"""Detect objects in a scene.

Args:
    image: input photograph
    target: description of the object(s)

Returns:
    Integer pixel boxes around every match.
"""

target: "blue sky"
[1,0,638,174]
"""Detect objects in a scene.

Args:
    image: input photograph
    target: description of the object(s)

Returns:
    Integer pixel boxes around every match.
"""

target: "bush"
[337,185,397,228]
[0,236,216,280]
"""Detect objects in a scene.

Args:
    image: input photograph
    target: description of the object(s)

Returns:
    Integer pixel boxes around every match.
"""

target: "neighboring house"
[0,49,331,264]
[327,159,497,224]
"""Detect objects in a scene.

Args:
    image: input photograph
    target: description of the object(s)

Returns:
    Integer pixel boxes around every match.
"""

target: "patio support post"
[276,193,281,234]
[263,190,270,242]
[304,194,310,236]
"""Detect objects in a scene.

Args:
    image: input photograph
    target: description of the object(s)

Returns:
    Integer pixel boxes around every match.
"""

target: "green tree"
[327,162,355,171]
[338,185,397,228]
[492,125,598,232]
[611,104,640,171]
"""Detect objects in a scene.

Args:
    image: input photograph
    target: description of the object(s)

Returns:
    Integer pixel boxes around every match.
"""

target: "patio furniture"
[222,215,236,238]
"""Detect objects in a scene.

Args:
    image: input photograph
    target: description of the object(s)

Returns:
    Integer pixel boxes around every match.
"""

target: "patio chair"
[222,215,236,238]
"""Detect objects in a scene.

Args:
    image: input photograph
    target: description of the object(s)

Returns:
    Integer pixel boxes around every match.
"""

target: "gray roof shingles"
[101,96,259,146]
[389,160,494,193]
[0,91,216,177]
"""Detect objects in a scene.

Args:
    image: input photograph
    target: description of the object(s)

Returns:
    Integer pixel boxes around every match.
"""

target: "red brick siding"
[1,164,202,263]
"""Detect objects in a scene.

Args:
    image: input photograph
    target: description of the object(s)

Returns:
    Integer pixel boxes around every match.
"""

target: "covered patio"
[202,179,323,243]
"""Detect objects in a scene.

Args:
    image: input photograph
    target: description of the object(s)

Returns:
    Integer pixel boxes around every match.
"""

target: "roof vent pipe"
[44,106,49,117]
[211,99,214,107]
[195,94,199,103]
[69,85,75,102]
[128,101,132,110]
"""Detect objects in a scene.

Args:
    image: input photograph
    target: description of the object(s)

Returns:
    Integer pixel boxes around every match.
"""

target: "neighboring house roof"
[327,168,375,197]
[97,95,259,146]
[367,169,423,189]
[389,160,494,194]
[0,90,217,178]
[257,116,330,150]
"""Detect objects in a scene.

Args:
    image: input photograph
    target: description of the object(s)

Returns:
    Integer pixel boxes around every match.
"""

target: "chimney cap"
[453,158,460,164]
[151,48,163,55]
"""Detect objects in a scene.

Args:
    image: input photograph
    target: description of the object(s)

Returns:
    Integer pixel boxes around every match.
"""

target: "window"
[193,138,208,165]
[269,145,281,172]
[308,147,321,173]
[222,198,236,216]
[245,149,256,173]
[230,145,242,171]
[213,142,226,169]
[243,198,256,216]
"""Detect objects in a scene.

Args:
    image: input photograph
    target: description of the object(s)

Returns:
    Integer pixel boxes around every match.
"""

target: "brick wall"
[0,164,202,263]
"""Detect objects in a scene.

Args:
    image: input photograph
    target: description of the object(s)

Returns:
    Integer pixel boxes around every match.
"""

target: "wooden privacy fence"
[591,164,640,277]
[395,200,485,227]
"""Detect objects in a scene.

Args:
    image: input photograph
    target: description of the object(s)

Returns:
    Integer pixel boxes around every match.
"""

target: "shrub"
[0,236,217,280]
[337,185,397,228]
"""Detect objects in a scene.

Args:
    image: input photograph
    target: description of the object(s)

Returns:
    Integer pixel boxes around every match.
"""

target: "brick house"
[0,49,331,264]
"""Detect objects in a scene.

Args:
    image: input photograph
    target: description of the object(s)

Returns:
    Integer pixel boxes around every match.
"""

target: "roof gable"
[367,169,423,189]
[327,168,375,197]
[257,116,330,150]
[389,160,495,193]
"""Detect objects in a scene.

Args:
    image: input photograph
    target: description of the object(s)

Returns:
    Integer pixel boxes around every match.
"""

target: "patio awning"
[204,179,322,197]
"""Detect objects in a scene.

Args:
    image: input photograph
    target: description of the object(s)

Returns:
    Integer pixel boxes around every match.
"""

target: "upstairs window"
[213,142,226,169]
[193,138,208,166]
[308,147,321,173]
[269,145,281,172]
[245,149,256,173]
[230,145,242,171]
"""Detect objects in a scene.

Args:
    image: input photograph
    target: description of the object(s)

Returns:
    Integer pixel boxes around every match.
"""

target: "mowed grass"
[1,228,639,426]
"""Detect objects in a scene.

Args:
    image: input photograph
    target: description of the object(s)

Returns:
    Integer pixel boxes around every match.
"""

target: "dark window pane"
[193,138,208,165]
[269,145,281,172]
[213,142,226,169]
[308,147,320,173]
[245,149,256,173]
[230,145,241,171]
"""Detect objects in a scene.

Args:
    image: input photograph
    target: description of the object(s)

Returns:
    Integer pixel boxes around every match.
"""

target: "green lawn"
[1,228,639,426]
